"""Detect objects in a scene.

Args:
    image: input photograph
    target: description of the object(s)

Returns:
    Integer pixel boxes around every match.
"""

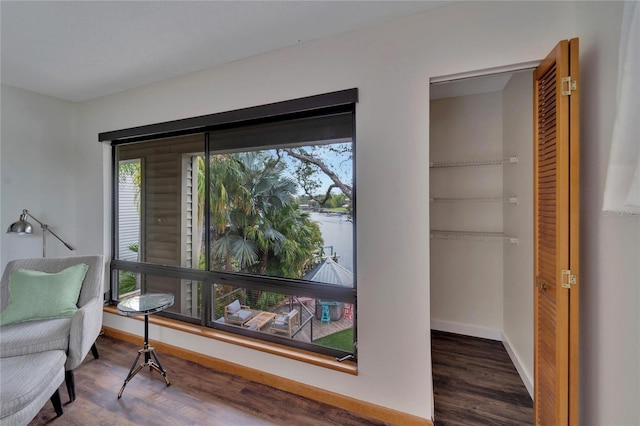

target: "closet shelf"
[429,156,518,168]
[430,230,518,244]
[430,196,518,204]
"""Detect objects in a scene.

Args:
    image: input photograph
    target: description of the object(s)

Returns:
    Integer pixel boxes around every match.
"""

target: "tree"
[206,151,324,312]
[262,203,323,278]
[279,143,352,206]
[324,193,347,209]
[118,162,142,294]
[210,151,289,271]
[118,161,141,212]
[202,154,247,270]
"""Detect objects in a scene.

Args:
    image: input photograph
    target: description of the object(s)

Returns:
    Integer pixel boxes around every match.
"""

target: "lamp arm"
[23,210,75,251]
[43,227,75,251]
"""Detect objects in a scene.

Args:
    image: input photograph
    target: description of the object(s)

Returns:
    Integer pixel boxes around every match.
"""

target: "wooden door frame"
[567,38,580,425]
[429,38,579,423]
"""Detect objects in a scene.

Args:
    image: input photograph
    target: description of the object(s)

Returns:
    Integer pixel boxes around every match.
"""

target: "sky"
[275,142,353,197]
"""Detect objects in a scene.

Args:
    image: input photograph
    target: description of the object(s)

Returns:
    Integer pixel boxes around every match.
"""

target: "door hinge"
[562,76,577,96]
[562,269,577,289]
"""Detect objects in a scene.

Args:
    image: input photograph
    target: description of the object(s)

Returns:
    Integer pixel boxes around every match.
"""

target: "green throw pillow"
[0,263,89,326]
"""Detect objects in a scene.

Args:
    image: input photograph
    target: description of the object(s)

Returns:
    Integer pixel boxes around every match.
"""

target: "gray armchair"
[270,309,299,338]
[0,255,105,401]
[224,299,253,326]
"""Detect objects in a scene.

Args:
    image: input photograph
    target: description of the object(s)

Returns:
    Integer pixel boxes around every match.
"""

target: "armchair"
[0,255,105,401]
[224,299,252,326]
[270,309,299,338]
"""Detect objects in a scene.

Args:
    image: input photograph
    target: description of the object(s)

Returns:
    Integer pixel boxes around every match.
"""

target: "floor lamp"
[6,209,74,258]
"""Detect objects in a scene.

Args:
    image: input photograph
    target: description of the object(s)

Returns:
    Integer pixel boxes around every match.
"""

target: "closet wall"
[430,91,505,337]
[502,71,534,389]
[430,70,533,391]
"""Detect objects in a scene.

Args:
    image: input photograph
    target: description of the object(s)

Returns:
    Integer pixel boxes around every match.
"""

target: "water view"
[310,212,353,274]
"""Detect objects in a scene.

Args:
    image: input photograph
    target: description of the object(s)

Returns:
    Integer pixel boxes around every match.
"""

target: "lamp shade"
[7,218,33,235]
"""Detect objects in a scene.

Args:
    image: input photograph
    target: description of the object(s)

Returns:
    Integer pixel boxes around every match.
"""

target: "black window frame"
[103,89,358,358]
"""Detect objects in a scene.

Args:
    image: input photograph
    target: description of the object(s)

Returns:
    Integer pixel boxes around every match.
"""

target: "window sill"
[103,305,357,375]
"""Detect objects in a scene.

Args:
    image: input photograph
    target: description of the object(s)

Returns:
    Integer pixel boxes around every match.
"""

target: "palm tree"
[264,204,323,278]
[207,151,290,271]
[208,151,323,278]
[200,154,247,270]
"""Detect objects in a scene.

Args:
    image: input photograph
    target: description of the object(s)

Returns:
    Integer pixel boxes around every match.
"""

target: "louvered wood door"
[533,39,580,426]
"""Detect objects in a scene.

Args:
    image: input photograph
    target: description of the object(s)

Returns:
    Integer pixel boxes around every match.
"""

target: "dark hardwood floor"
[29,332,532,425]
[431,330,533,425]
[29,335,389,426]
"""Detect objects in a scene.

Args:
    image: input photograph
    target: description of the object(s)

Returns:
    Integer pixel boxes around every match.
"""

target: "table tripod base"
[118,345,170,399]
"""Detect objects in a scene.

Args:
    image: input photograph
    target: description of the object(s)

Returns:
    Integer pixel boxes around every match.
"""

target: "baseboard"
[430,319,502,341]
[501,333,533,398]
[102,326,433,426]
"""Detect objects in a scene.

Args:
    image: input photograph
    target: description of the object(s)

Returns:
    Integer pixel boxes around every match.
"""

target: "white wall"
[0,85,78,265]
[430,91,504,339]
[5,1,636,422]
[502,71,534,395]
[83,2,576,418]
[576,2,640,424]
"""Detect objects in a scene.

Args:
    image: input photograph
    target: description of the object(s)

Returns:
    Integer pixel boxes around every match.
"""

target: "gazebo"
[304,256,353,286]
[304,257,353,321]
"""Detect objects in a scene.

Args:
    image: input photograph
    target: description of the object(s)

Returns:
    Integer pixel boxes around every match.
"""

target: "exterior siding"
[118,134,204,316]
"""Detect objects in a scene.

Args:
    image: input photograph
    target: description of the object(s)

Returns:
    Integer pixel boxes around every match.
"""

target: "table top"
[117,293,175,317]
[244,311,276,329]
[318,300,342,306]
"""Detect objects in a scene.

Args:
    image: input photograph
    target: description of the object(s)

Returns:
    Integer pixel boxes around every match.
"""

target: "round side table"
[116,292,174,398]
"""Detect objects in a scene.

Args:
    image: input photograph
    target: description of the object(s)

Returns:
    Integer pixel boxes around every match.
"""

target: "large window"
[106,90,357,358]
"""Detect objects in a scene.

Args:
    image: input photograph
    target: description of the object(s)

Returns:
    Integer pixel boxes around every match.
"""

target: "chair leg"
[65,370,76,402]
[50,389,64,416]
[91,342,99,359]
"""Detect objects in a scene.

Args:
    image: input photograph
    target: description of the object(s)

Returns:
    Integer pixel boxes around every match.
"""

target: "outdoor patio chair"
[270,309,299,338]
[224,300,252,326]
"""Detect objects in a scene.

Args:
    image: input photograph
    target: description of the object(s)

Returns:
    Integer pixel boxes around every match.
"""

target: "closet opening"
[429,66,536,423]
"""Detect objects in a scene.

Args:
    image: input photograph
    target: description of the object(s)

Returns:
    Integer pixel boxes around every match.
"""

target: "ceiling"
[430,73,515,100]
[1,1,453,103]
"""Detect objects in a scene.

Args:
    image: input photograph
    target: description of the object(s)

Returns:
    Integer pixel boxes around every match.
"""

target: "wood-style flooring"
[29,331,532,425]
[431,330,533,425]
[29,335,388,426]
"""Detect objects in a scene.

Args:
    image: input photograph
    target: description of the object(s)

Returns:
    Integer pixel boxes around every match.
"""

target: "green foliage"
[118,162,140,184]
[120,144,346,287]
[263,204,323,278]
[247,289,286,311]
[322,193,347,208]
[119,161,142,212]
[206,151,323,279]
[118,271,138,295]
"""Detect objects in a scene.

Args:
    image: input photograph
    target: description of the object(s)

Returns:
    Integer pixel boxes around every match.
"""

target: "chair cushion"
[229,310,252,322]
[0,351,66,424]
[227,299,241,313]
[0,264,89,326]
[0,350,66,420]
[0,317,72,358]
[272,321,287,330]
[274,309,297,325]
